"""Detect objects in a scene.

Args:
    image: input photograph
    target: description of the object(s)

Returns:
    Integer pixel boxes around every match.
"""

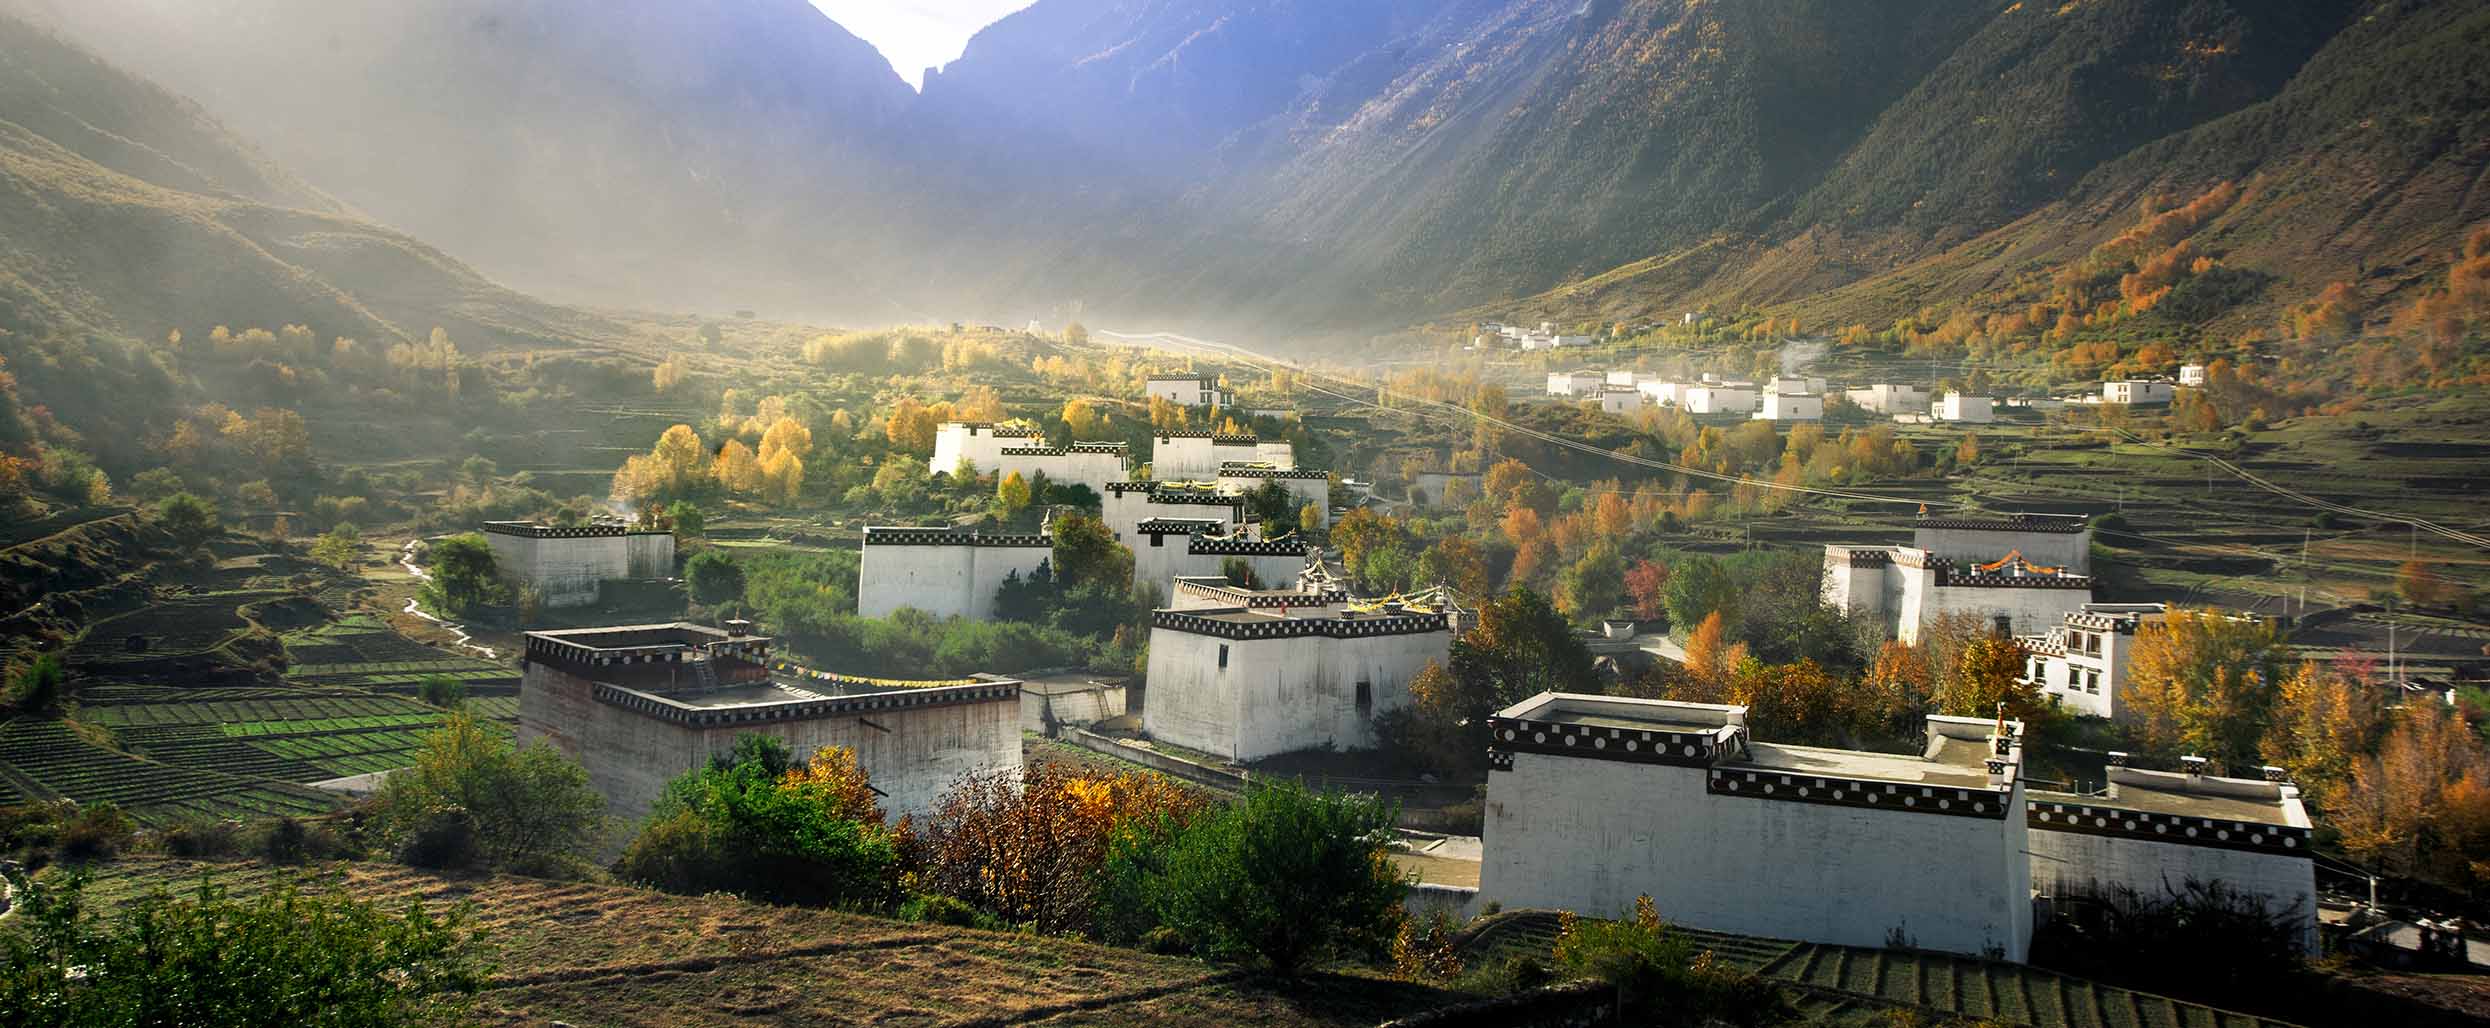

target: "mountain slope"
[1506,0,2490,340]
[8,0,2486,346]
[9,0,923,319]
[0,12,651,465]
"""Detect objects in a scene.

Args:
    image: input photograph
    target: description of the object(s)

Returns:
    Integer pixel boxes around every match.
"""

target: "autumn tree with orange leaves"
[921,763,1204,934]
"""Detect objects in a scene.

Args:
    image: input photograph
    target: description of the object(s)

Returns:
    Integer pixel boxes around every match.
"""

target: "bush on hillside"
[1553,897,1779,1024]
[613,739,901,910]
[0,868,486,1026]
[369,713,602,875]
[1098,780,1404,974]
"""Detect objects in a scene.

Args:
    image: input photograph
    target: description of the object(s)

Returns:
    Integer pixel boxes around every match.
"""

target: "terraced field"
[63,590,281,664]
[1455,910,2297,1027]
[0,720,337,823]
[80,692,522,781]
[284,617,518,692]
[80,695,437,728]
[72,858,1464,1028]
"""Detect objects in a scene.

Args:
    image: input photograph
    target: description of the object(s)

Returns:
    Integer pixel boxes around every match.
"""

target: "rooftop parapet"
[1486,692,2024,819]
[2028,764,2310,855]
[1216,464,1331,480]
[1170,577,1347,608]
[523,622,772,679]
[1187,534,1308,557]
[590,678,1020,729]
[482,520,668,539]
[1155,430,1260,444]
[1151,605,1447,641]
[1914,512,2090,534]
[862,526,1051,547]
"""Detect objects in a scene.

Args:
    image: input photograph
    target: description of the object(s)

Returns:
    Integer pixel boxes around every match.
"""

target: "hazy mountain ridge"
[3,0,2485,343]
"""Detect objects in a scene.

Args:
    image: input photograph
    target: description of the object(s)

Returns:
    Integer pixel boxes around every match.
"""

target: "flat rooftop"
[668,680,829,709]
[525,621,764,652]
[1494,693,1743,736]
[2031,768,2302,827]
[1725,740,1992,789]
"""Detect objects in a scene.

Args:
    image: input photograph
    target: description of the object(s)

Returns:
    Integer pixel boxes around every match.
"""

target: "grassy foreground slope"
[75,857,1461,1028]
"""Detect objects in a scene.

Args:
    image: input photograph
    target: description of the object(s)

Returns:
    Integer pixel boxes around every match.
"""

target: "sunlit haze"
[810,0,1035,89]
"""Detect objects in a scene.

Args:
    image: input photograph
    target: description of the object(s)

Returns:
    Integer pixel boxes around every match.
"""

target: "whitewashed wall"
[2028,825,2316,953]
[520,664,1020,825]
[1479,751,2032,959]
[486,530,674,608]
[857,540,1052,621]
[1214,472,1331,527]
[1143,623,1447,761]
[1914,524,2092,574]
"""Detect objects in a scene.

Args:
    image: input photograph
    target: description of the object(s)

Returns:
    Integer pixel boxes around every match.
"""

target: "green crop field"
[79,695,435,728]
[0,720,338,824]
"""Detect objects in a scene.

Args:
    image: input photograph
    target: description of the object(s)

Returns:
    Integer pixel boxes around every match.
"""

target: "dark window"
[1150,534,1163,547]
[1992,614,2013,637]
[1355,680,1373,717]
[1217,644,1228,669]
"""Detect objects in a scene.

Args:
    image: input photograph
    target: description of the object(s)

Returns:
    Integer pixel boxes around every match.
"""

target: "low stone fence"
[1061,728,1249,791]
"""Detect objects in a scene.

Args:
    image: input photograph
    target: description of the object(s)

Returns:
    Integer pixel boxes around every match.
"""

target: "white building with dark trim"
[1129,521,1308,597]
[481,520,675,609]
[929,421,1129,491]
[1143,601,1450,762]
[1146,374,1233,408]
[1823,514,2096,644]
[1151,430,1292,480]
[857,527,1052,622]
[1547,370,1606,397]
[2027,760,2317,953]
[1934,393,1995,424]
[1755,392,1823,421]
[1477,694,2033,959]
[2015,603,2164,720]
[1213,464,1333,528]
[2103,381,2176,406]
[1103,481,1245,544]
[1683,384,1759,415]
[517,622,1021,823]
[1845,384,1928,415]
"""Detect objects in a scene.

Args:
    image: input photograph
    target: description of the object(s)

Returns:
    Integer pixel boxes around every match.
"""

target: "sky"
[810,1,1036,89]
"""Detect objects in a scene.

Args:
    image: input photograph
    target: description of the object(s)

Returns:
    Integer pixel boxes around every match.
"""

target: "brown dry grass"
[76,857,1461,1027]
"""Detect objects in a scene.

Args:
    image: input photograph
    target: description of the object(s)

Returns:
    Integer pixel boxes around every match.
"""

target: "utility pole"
[2387,596,2400,688]
[2301,529,2310,617]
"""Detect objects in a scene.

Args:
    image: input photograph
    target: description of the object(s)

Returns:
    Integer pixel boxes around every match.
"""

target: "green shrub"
[684,549,746,606]
[5,654,63,712]
[58,802,133,863]
[612,737,901,910]
[395,807,481,870]
[158,818,242,859]
[260,816,310,865]
[0,868,487,1025]
[369,713,602,875]
[416,675,467,709]
[1552,898,1779,1024]
[155,492,219,544]
[1099,780,1405,975]
[898,893,984,928]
